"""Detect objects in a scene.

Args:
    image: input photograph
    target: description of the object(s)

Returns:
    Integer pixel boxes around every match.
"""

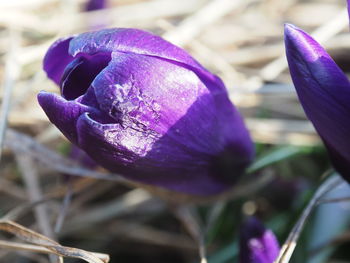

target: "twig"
[62,189,161,234]
[157,19,243,85]
[15,152,57,263]
[0,177,26,199]
[107,220,196,251]
[0,220,109,263]
[163,0,252,46]
[318,196,350,204]
[0,28,20,162]
[172,205,207,263]
[246,118,319,146]
[5,129,127,182]
[54,182,73,233]
[0,0,207,36]
[0,0,58,9]
[205,201,225,235]
[15,153,54,239]
[2,198,54,222]
[275,174,344,263]
[0,240,64,263]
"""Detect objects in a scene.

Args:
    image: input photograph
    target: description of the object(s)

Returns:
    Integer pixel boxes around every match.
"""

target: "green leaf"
[208,241,238,263]
[248,145,311,173]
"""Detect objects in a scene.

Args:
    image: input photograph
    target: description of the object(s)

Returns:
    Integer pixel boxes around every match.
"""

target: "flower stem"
[275,173,344,263]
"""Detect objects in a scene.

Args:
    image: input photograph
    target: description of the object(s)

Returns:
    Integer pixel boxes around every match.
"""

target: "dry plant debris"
[0,0,350,262]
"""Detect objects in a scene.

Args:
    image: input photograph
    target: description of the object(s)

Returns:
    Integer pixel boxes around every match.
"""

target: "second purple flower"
[239,217,280,263]
[284,23,350,181]
[38,28,254,195]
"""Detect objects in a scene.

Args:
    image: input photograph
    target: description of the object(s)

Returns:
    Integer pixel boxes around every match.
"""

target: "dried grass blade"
[173,205,206,263]
[0,240,64,263]
[275,174,344,263]
[0,220,109,263]
[5,129,125,182]
[0,29,20,162]
[163,0,252,46]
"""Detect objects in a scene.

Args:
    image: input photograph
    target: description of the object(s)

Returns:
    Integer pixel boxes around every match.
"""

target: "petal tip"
[284,23,305,45]
[284,23,328,64]
[284,23,302,41]
[37,91,55,108]
[284,22,297,32]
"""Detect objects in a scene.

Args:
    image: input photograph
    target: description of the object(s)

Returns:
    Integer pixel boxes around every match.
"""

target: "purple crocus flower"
[38,28,254,195]
[85,0,107,11]
[284,24,350,181]
[239,217,280,263]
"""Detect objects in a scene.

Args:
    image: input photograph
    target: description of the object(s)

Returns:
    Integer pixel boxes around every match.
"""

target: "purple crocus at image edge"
[85,0,107,11]
[284,23,350,182]
[38,28,255,196]
[239,217,280,263]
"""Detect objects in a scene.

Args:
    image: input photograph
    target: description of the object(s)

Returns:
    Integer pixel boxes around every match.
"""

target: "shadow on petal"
[76,92,253,195]
[43,37,74,84]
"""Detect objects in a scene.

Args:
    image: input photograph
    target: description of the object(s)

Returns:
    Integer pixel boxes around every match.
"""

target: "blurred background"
[0,0,350,262]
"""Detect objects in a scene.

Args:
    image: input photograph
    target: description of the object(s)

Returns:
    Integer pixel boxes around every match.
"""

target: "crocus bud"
[239,217,280,263]
[38,28,254,196]
[284,24,350,181]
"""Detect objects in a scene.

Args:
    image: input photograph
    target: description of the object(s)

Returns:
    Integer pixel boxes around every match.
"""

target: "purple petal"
[90,50,252,155]
[60,53,110,100]
[78,85,101,109]
[40,28,254,195]
[259,231,280,262]
[284,23,350,179]
[76,112,157,170]
[91,51,210,134]
[239,217,280,263]
[76,91,253,195]
[43,37,74,84]
[68,28,224,91]
[37,91,96,144]
[76,112,244,195]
